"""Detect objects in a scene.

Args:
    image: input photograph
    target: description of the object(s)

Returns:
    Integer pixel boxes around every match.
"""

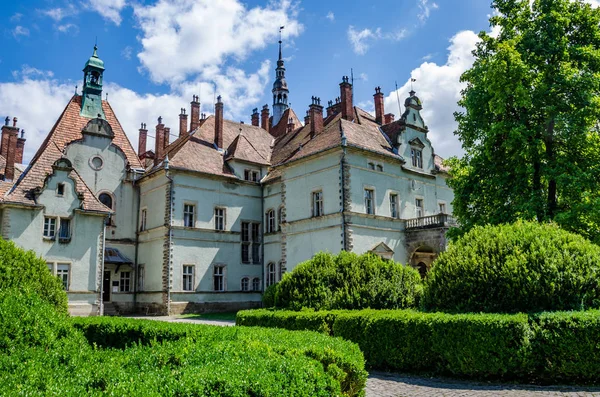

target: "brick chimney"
[164,127,170,149]
[154,117,165,166]
[3,117,19,181]
[261,104,270,133]
[384,113,395,124]
[309,96,324,139]
[374,86,384,125]
[15,130,25,164]
[340,76,353,121]
[179,108,188,137]
[138,123,147,158]
[251,108,259,127]
[1,116,12,159]
[287,117,295,133]
[304,110,310,125]
[190,95,200,131]
[214,96,224,149]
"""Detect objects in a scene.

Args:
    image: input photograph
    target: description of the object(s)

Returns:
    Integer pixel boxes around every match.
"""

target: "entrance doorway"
[103,271,111,302]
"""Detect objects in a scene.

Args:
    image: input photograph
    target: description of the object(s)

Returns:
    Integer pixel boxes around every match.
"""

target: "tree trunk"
[545,118,557,220]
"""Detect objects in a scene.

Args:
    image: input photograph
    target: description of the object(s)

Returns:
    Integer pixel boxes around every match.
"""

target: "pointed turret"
[80,45,105,119]
[272,31,289,126]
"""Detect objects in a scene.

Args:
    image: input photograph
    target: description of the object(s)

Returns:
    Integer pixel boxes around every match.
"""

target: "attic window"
[244,169,259,182]
[57,183,65,197]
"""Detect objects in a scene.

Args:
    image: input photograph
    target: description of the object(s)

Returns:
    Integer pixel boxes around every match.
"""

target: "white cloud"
[87,0,127,25]
[12,66,54,80]
[57,23,79,34]
[133,0,302,85]
[326,11,334,21]
[384,30,480,159]
[122,46,133,60]
[13,26,29,38]
[10,13,23,22]
[417,0,439,23]
[347,26,407,55]
[39,4,78,22]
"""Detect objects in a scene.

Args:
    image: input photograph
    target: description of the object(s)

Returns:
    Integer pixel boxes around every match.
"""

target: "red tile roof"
[2,95,139,212]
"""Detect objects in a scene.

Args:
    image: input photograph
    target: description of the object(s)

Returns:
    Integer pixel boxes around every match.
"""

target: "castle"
[0,43,454,315]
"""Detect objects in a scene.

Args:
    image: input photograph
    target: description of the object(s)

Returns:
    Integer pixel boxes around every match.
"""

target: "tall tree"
[449,0,600,243]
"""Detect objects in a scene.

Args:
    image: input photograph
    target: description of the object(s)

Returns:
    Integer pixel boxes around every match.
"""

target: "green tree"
[449,0,600,243]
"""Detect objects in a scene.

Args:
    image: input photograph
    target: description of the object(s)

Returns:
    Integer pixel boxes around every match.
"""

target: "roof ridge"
[239,133,269,162]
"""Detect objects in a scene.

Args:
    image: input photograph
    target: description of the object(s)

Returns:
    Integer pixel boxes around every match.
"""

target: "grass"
[178,312,238,321]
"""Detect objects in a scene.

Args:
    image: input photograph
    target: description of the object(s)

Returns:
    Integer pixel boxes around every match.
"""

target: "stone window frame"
[437,201,447,214]
[214,207,226,231]
[241,277,250,291]
[389,191,399,219]
[415,196,425,218]
[98,190,116,226]
[410,147,423,169]
[183,202,197,228]
[266,262,276,287]
[364,186,376,215]
[311,189,324,217]
[265,208,276,233]
[213,264,226,292]
[47,261,71,291]
[119,270,131,293]
[139,207,148,232]
[277,206,284,231]
[182,264,195,292]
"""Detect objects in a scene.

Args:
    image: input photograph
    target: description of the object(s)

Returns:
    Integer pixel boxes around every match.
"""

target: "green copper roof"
[84,45,105,70]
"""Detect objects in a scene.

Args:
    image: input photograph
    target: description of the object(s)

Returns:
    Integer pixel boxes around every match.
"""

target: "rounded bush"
[0,239,68,313]
[422,221,600,313]
[262,282,278,308]
[274,251,423,311]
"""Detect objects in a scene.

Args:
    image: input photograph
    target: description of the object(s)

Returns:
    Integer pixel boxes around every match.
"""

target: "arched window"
[266,263,276,287]
[266,209,275,233]
[99,192,114,225]
[241,277,249,291]
[252,277,261,291]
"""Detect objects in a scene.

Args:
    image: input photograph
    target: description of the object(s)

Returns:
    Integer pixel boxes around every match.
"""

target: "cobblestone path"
[366,372,600,397]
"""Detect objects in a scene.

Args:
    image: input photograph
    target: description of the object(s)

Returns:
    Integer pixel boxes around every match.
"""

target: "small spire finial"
[278,26,284,61]
[93,41,98,58]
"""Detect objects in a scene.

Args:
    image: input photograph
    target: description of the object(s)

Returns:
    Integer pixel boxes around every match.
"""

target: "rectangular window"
[213,266,224,292]
[244,169,250,181]
[416,198,424,218]
[364,189,375,215]
[241,222,261,264]
[266,263,276,287]
[137,265,145,292]
[43,217,56,238]
[252,223,260,264]
[390,194,398,218]
[183,204,195,228]
[244,169,259,182]
[120,271,131,292]
[411,148,423,168]
[266,210,275,233]
[182,265,194,291]
[59,218,71,240]
[57,263,69,291]
[376,164,384,172]
[252,171,259,182]
[215,207,225,231]
[140,209,147,231]
[312,191,324,217]
[439,203,446,214]
[57,183,65,196]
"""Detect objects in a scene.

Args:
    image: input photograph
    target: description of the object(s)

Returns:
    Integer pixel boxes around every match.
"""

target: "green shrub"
[71,317,368,396]
[0,238,68,313]
[423,221,600,313]
[531,310,600,382]
[0,288,75,353]
[237,308,341,334]
[262,282,278,307]
[275,251,423,311]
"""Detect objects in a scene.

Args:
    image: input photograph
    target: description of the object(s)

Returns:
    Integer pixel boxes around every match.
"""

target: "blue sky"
[0,0,496,162]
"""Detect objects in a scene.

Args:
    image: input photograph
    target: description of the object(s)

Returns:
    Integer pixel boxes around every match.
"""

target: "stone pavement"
[125,315,235,327]
[366,372,600,397]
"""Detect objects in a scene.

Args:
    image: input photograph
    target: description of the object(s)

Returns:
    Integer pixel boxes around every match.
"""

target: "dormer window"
[57,183,65,197]
[244,169,260,182]
[411,148,423,168]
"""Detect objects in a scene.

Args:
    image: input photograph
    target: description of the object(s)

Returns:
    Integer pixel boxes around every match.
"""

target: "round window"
[90,156,104,170]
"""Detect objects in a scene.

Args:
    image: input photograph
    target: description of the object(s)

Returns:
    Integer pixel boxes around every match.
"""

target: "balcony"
[405,213,457,230]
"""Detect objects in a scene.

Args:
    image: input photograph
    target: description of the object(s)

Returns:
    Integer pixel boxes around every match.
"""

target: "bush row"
[236,308,600,383]
[70,317,368,396]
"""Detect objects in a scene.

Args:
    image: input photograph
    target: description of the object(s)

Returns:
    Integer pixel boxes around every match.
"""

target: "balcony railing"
[405,213,457,230]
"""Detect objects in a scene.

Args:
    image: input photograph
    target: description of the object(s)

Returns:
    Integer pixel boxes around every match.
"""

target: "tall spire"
[81,44,106,119]
[272,26,289,126]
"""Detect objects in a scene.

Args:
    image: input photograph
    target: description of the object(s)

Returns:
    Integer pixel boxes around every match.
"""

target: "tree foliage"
[449,0,600,242]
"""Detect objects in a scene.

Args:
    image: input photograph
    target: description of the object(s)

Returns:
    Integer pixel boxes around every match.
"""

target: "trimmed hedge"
[69,317,368,396]
[274,251,423,311]
[237,308,600,383]
[422,221,600,313]
[0,238,68,313]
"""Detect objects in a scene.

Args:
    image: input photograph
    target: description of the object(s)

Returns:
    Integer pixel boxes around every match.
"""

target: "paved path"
[126,316,600,396]
[366,372,600,397]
